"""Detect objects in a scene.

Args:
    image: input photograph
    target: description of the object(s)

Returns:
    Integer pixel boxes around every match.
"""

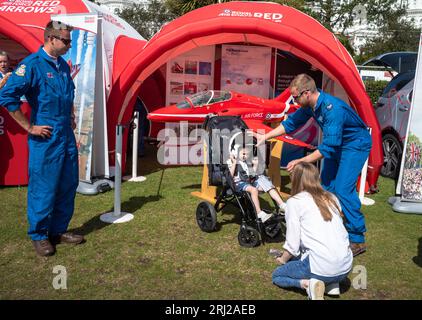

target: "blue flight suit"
[0,47,78,241]
[282,90,372,243]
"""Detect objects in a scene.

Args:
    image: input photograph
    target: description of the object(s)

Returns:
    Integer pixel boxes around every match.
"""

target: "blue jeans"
[272,256,350,289]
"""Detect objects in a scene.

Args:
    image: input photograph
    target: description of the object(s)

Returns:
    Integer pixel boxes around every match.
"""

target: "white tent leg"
[101,125,134,223]
[359,128,375,206]
[123,110,146,182]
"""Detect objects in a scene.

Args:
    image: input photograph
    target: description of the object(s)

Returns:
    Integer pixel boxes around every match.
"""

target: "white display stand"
[359,129,375,206]
[389,196,422,214]
[389,30,422,215]
[100,125,134,224]
[123,110,147,182]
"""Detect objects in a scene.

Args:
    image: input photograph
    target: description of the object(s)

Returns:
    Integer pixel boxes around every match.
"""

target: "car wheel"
[381,133,403,179]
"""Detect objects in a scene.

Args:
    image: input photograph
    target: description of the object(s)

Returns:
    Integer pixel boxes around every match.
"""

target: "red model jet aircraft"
[147,89,315,149]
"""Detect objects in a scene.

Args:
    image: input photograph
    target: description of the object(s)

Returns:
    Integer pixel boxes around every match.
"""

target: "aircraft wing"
[243,119,316,149]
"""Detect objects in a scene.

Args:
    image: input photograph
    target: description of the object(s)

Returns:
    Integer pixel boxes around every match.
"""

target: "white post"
[359,128,375,206]
[123,111,146,182]
[100,125,134,223]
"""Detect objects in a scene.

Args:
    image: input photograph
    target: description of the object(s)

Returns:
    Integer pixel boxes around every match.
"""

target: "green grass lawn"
[1,145,421,300]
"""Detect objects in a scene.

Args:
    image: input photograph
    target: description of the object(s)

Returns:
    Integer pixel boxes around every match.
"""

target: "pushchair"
[195,115,286,248]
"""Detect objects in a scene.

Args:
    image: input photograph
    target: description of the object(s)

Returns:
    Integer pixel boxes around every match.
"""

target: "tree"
[116,0,176,40]
[357,10,420,63]
[305,0,362,34]
[305,1,419,61]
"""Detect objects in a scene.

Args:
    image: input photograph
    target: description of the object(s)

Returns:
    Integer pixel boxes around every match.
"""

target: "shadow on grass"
[264,226,286,244]
[121,195,163,213]
[276,286,308,299]
[212,198,284,244]
[69,214,109,237]
[412,237,422,267]
[70,195,162,236]
[213,197,274,229]
[124,143,166,177]
[182,184,202,190]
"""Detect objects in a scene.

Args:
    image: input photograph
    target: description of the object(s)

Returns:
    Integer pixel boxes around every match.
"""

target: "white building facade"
[406,0,422,27]
[309,0,422,53]
[96,0,148,13]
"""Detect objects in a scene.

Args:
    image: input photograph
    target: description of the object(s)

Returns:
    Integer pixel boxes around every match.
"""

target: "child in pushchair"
[195,115,286,247]
[227,142,287,222]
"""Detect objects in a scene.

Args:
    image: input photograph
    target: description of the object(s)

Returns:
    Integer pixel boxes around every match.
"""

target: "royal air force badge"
[15,65,26,77]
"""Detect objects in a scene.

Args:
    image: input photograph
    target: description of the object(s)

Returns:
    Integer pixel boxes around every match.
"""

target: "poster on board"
[166,46,215,106]
[60,17,98,182]
[274,50,323,98]
[221,44,271,98]
[162,46,215,165]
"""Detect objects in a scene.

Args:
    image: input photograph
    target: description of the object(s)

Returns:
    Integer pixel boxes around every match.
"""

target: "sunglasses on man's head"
[50,35,72,46]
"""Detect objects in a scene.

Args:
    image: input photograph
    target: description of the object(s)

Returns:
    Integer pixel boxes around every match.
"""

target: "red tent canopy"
[108,1,382,189]
[0,0,90,42]
[112,36,147,84]
[0,15,41,52]
[0,0,143,186]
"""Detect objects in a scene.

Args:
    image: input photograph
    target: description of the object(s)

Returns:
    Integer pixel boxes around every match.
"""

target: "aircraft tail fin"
[273,88,293,104]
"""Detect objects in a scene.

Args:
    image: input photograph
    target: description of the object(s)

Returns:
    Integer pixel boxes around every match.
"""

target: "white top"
[226,159,252,183]
[283,191,353,277]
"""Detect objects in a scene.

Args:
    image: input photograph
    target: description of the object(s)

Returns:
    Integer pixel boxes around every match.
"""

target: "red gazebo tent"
[109,1,383,190]
[0,0,144,185]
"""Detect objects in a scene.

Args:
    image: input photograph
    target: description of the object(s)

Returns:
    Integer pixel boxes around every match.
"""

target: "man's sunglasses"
[292,89,309,102]
[50,35,72,46]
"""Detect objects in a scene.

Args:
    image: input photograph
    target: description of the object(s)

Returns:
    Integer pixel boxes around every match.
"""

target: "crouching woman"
[272,162,353,300]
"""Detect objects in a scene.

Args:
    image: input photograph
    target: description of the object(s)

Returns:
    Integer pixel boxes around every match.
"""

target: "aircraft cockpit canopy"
[176,90,232,109]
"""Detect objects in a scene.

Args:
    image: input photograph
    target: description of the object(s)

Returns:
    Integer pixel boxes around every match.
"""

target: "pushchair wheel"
[238,225,261,248]
[196,201,217,232]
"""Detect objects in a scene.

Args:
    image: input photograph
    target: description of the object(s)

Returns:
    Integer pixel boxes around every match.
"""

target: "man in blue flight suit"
[0,21,84,257]
[257,74,371,256]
